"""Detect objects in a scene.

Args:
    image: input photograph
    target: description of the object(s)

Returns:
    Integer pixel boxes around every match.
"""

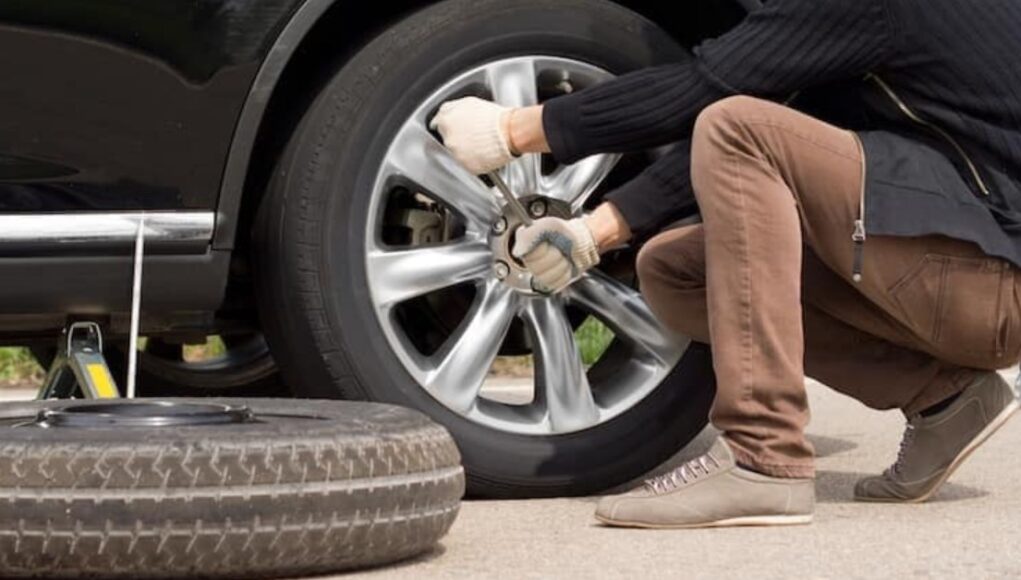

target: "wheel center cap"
[489,195,572,294]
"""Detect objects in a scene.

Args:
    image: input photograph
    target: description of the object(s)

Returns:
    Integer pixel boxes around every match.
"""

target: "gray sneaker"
[595,438,814,529]
[855,372,1020,503]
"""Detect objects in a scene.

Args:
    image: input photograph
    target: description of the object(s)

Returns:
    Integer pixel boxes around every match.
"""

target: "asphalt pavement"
[333,372,1021,580]
[6,372,1019,580]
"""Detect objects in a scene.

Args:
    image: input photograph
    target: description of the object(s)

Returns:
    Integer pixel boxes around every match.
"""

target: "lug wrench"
[488,171,533,227]
[487,171,558,294]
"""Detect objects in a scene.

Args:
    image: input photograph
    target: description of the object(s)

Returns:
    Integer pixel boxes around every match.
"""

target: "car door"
[0,0,301,213]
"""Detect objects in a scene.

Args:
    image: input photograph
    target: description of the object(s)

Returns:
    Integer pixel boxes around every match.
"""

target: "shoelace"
[645,453,722,494]
[888,422,918,476]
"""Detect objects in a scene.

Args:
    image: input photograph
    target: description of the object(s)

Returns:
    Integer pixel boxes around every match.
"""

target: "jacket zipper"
[850,132,868,284]
[866,73,992,196]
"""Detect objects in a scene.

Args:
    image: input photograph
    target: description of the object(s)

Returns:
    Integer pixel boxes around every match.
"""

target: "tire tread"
[0,399,464,579]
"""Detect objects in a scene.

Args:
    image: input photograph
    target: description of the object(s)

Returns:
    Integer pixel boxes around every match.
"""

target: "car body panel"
[0,1,313,337]
[0,0,746,338]
[0,0,303,213]
[214,0,344,250]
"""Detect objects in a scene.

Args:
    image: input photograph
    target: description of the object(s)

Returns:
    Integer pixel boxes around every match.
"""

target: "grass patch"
[0,336,228,389]
[0,348,44,387]
[575,317,614,366]
[3,324,612,387]
[182,336,226,362]
[487,318,616,379]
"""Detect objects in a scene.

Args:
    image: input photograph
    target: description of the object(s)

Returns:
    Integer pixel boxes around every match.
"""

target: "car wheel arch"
[214,0,749,255]
[214,0,430,254]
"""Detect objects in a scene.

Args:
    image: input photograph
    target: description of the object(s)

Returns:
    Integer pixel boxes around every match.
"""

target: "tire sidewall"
[264,0,714,496]
[0,398,462,578]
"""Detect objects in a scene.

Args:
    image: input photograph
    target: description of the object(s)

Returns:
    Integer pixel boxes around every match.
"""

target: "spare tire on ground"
[0,398,464,579]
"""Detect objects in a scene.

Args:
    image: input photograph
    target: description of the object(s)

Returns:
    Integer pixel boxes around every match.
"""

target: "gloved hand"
[512,217,601,293]
[430,97,517,175]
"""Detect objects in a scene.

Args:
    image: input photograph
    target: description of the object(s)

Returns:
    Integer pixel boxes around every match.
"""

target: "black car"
[0,0,751,498]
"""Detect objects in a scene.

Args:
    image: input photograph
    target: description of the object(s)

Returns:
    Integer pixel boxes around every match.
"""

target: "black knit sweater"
[543,0,1021,267]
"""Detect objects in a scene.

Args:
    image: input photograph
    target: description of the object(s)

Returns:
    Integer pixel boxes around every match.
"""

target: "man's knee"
[690,96,778,188]
[636,226,710,341]
[636,226,706,292]
[636,240,667,290]
[693,96,772,144]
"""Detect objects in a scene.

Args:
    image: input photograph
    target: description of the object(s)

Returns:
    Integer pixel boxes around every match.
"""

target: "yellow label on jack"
[86,363,119,399]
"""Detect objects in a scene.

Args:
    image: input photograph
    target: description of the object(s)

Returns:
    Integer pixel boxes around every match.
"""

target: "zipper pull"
[852,220,866,283]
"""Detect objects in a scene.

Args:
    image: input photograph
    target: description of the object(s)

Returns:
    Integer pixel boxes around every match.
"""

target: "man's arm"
[541,0,899,165]
[602,143,696,240]
[452,0,901,246]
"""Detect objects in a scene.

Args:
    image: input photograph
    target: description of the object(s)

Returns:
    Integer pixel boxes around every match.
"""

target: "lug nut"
[529,200,548,219]
[494,261,511,280]
[493,217,508,234]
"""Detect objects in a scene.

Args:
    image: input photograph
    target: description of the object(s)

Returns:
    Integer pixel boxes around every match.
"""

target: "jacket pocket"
[888,254,1011,359]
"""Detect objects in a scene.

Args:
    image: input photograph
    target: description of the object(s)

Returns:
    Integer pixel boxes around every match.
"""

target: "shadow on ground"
[592,430,988,504]
[810,434,858,458]
[311,545,448,578]
[608,429,860,496]
[815,470,988,503]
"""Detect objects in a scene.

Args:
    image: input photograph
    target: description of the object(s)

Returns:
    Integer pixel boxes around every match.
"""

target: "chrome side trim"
[0,212,214,255]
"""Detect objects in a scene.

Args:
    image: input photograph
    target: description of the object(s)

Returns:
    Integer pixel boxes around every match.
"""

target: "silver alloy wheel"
[365,56,689,435]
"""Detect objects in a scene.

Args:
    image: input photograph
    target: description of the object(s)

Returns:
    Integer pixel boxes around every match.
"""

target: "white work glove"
[430,97,517,175]
[513,217,601,293]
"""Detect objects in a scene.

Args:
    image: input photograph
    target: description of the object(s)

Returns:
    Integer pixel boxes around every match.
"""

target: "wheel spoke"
[567,271,686,366]
[421,281,520,413]
[544,153,622,212]
[368,239,493,308]
[486,59,542,196]
[486,58,538,108]
[369,56,679,435]
[503,153,542,197]
[386,122,500,229]
[523,298,600,432]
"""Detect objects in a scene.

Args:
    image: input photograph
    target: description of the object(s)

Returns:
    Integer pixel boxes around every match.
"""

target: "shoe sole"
[856,398,1020,504]
[594,513,813,530]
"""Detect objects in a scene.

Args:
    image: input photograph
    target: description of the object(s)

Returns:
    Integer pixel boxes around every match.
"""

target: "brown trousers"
[637,96,1021,479]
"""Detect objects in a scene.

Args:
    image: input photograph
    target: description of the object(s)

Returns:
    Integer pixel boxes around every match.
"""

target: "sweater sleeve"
[605,143,696,238]
[543,0,897,164]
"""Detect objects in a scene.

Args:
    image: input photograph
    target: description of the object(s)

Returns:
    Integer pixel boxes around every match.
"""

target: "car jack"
[38,217,147,400]
[37,322,120,400]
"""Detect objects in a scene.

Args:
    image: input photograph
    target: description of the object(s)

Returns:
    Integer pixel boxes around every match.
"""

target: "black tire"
[0,398,464,579]
[31,337,290,398]
[254,0,716,498]
[109,337,291,398]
